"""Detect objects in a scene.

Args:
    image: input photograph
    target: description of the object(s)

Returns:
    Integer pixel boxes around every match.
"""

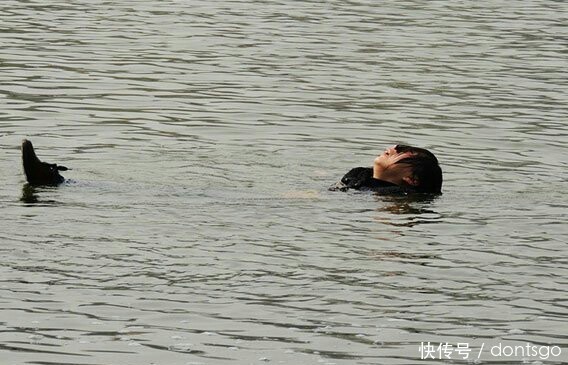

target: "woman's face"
[374,145,411,169]
[373,145,414,183]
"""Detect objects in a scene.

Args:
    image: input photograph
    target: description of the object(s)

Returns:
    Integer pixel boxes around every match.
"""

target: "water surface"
[1,1,567,364]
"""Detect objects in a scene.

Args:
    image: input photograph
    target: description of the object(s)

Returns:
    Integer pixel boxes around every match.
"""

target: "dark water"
[1,1,566,364]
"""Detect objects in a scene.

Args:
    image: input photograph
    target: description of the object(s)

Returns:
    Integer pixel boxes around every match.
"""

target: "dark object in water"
[329,167,417,195]
[21,139,68,186]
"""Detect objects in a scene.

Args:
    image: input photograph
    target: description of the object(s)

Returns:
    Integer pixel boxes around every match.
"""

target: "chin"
[373,156,384,166]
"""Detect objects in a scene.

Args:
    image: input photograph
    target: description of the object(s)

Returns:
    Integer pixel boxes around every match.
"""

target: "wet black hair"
[394,145,443,193]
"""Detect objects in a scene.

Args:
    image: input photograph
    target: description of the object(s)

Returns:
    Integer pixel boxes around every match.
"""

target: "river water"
[1,1,566,364]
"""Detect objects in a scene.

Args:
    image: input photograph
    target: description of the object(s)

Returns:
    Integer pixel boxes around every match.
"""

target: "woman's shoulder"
[329,167,415,195]
[329,167,373,191]
[342,167,373,185]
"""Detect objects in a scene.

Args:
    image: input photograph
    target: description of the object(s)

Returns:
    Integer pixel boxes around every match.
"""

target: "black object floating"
[21,139,67,186]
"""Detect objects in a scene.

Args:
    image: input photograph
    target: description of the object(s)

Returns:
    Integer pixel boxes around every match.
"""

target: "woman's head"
[373,144,443,193]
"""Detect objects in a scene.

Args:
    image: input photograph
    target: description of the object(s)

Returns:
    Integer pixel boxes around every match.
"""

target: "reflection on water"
[1,0,567,364]
[20,184,64,206]
[20,184,39,204]
[377,194,440,215]
[372,194,441,228]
